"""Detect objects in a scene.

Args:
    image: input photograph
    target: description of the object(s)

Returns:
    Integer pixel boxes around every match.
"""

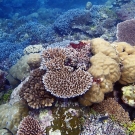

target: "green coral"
[122,121,135,134]
[0,89,12,104]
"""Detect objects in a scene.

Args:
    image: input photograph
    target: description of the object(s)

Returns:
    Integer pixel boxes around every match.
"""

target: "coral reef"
[19,68,55,109]
[41,47,93,98]
[0,101,29,135]
[53,9,91,35]
[115,1,135,21]
[92,98,130,124]
[116,19,135,46]
[17,116,43,135]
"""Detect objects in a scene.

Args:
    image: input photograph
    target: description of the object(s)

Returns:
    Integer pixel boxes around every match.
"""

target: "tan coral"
[27,53,41,70]
[111,42,135,84]
[23,44,43,55]
[8,53,41,84]
[0,101,29,135]
[91,38,119,62]
[119,55,135,84]
[111,42,135,60]
[79,52,121,106]
[8,55,30,81]
[19,68,55,109]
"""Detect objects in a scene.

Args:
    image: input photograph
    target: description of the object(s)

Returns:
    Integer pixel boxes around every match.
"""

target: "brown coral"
[41,47,93,98]
[92,98,130,124]
[17,116,43,135]
[19,68,55,109]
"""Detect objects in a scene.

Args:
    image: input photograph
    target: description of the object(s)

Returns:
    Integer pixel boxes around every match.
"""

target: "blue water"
[0,0,134,71]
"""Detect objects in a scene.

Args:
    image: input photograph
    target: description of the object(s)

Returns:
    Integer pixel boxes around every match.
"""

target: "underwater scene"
[1,0,135,134]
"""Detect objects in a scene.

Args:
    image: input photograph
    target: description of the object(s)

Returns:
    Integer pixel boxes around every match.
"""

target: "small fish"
[98,116,109,122]
[3,127,14,135]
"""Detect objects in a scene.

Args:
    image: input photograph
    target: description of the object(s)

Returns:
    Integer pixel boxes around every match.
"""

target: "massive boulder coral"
[0,101,29,135]
[41,47,93,98]
[90,38,119,62]
[111,42,135,84]
[79,52,121,106]
[7,53,41,86]
[19,68,55,109]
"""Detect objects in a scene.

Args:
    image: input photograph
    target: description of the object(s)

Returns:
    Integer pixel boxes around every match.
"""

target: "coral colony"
[1,0,135,135]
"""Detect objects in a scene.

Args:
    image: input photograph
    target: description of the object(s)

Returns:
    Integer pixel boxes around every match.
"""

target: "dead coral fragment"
[17,116,43,135]
[19,68,55,109]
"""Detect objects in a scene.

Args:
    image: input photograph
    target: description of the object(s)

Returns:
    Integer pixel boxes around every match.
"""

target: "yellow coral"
[91,38,119,63]
[122,85,135,107]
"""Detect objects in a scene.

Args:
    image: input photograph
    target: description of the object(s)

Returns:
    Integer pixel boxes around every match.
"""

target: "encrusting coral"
[19,68,55,109]
[17,116,44,135]
[79,52,121,106]
[92,98,130,124]
[41,47,93,98]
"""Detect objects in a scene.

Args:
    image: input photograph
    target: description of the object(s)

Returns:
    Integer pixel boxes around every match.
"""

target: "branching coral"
[19,68,55,109]
[17,116,43,135]
[92,98,130,124]
[41,47,93,98]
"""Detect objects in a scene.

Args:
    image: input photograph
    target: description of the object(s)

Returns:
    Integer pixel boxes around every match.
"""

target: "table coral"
[41,47,93,98]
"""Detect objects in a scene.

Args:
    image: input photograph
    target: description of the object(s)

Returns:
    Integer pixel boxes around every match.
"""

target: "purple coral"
[116,19,135,46]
